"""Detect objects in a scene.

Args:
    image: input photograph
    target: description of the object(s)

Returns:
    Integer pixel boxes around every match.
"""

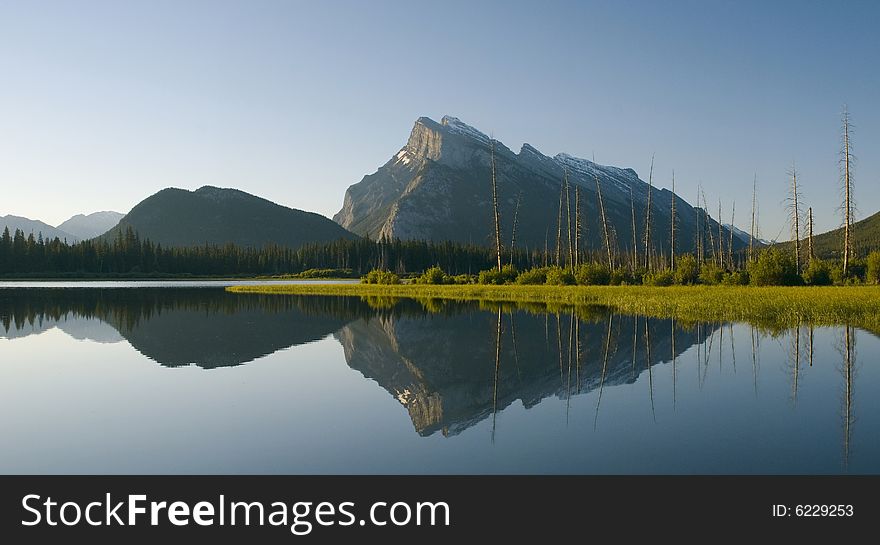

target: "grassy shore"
[226,283,880,329]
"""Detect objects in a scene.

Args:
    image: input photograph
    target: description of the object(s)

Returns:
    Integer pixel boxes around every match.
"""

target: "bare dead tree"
[718,199,724,269]
[575,186,581,268]
[508,192,522,265]
[841,106,855,275]
[703,190,718,266]
[728,201,735,269]
[644,154,654,270]
[788,162,801,275]
[630,183,638,270]
[670,170,676,270]
[749,174,757,263]
[555,182,563,266]
[595,174,613,269]
[808,206,815,262]
[490,139,502,272]
[564,169,574,269]
[696,184,703,264]
[543,227,549,267]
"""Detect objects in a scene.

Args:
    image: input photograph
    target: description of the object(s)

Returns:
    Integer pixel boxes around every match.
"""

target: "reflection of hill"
[119,305,347,368]
[0,290,370,368]
[336,309,710,436]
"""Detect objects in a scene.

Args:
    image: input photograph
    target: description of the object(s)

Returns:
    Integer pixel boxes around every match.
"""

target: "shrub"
[643,269,675,286]
[867,251,880,284]
[610,268,634,286]
[674,255,699,285]
[295,268,356,279]
[848,259,867,283]
[361,269,400,284]
[450,274,476,285]
[628,267,646,286]
[575,263,611,285]
[830,260,866,285]
[803,259,832,286]
[478,264,519,285]
[416,266,448,285]
[698,263,725,285]
[516,267,549,285]
[830,262,846,285]
[478,269,501,284]
[747,248,801,286]
[722,270,750,285]
[545,266,576,285]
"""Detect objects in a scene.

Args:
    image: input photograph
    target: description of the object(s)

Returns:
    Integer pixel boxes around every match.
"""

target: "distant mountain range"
[0,215,78,242]
[102,186,357,248]
[57,211,124,240]
[335,115,747,255]
[1,211,124,243]
[724,223,769,247]
[7,114,880,258]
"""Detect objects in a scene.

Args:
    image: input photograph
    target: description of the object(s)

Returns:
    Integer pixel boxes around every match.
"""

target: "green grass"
[227,283,880,330]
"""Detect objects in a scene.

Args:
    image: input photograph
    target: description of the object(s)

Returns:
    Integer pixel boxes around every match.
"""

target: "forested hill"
[101,186,357,248]
[776,210,880,259]
[809,211,880,259]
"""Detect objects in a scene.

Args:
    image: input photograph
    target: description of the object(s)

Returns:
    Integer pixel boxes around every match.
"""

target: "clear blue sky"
[1,0,877,239]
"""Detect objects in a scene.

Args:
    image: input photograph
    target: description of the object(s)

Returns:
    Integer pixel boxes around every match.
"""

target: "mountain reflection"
[0,289,373,368]
[0,290,860,466]
[0,289,716,436]
[336,304,711,436]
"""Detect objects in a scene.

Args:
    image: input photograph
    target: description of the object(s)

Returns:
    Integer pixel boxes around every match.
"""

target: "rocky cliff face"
[335,115,743,254]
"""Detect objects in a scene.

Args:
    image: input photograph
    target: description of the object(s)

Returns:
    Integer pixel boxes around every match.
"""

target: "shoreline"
[226,283,880,329]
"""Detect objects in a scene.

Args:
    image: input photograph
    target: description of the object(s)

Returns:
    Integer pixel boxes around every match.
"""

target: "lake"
[1,284,877,474]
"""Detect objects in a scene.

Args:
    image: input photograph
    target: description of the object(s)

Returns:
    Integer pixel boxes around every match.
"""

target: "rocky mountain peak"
[336,114,745,254]
[440,115,491,144]
[404,115,507,169]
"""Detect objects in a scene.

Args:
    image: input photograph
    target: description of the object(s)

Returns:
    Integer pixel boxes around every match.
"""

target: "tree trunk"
[644,155,654,270]
[670,170,676,270]
[490,140,502,272]
[596,175,613,270]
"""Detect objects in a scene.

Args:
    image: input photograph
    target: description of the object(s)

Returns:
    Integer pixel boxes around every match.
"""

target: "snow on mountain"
[441,115,491,145]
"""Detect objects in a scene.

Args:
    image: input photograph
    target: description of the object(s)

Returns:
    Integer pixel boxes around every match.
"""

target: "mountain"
[335,115,745,256]
[58,211,124,240]
[103,186,358,248]
[0,215,78,243]
[724,223,769,247]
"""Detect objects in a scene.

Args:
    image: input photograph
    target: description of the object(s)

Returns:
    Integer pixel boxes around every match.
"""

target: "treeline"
[367,248,880,287]
[0,226,546,276]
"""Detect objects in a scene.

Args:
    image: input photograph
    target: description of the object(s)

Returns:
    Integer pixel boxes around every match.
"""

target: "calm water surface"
[1,284,876,474]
